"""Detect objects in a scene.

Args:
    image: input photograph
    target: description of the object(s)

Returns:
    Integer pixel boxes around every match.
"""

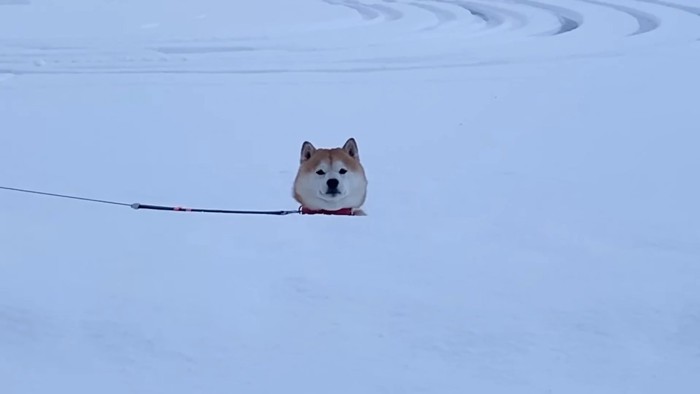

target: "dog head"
[293,137,367,211]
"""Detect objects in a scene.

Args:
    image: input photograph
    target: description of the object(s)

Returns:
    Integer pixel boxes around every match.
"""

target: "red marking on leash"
[300,206,354,216]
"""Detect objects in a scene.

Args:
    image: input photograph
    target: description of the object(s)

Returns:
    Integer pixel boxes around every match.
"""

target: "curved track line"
[578,0,660,35]
[371,2,404,20]
[324,0,403,21]
[503,0,583,35]
[323,0,380,20]
[437,0,530,30]
[4,0,699,75]
[410,2,459,24]
[459,7,492,26]
[636,0,700,16]
[556,16,581,35]
[407,1,460,30]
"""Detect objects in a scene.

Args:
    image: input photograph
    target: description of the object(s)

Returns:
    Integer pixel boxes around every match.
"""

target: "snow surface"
[1,0,700,393]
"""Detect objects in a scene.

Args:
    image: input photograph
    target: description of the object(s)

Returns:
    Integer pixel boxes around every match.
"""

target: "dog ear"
[300,141,316,162]
[342,138,359,161]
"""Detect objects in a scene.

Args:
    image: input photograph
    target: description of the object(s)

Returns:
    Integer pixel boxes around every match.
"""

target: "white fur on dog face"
[296,158,367,210]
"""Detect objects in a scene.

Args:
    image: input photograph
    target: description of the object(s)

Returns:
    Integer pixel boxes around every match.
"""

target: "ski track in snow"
[639,0,700,16]
[580,0,660,35]
[1,0,700,74]
[324,0,404,20]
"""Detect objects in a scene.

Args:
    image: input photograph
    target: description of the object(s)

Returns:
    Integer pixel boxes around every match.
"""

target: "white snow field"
[2,0,700,393]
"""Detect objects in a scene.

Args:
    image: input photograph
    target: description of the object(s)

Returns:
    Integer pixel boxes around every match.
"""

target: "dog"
[293,137,367,216]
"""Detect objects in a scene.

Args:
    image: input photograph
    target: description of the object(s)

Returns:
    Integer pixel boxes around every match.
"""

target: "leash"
[131,203,300,216]
[0,185,301,216]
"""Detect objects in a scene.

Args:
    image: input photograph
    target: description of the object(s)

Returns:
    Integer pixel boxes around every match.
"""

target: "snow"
[1,0,700,393]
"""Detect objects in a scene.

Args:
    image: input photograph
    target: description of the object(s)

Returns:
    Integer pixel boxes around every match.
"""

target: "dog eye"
[339,168,347,175]
[316,169,326,175]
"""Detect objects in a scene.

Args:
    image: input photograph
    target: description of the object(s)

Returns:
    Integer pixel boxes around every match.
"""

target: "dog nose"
[326,178,339,189]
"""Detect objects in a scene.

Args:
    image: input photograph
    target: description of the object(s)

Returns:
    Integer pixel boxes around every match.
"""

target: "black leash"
[0,185,301,216]
[130,203,300,216]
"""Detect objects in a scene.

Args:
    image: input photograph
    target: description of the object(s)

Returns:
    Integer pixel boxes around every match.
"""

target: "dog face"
[293,138,367,211]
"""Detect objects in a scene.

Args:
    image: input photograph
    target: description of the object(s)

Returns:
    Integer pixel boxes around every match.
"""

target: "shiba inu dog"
[293,138,367,216]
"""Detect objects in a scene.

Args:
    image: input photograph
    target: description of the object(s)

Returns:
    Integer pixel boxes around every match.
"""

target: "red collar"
[300,206,355,216]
